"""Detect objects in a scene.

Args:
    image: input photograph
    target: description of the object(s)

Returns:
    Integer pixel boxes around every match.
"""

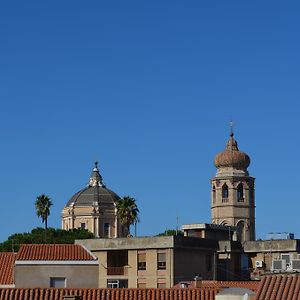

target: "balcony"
[107,250,128,276]
[107,266,126,276]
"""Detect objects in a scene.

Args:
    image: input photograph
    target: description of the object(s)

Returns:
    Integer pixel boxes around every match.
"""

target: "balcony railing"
[107,266,125,275]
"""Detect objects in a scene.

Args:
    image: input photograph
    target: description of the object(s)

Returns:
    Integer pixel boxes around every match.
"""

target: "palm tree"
[116,196,139,237]
[35,194,53,240]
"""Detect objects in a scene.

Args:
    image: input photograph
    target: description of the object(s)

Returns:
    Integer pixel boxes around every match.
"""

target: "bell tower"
[211,130,255,242]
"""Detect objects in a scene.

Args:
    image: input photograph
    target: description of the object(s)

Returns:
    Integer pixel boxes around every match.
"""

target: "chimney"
[194,275,202,288]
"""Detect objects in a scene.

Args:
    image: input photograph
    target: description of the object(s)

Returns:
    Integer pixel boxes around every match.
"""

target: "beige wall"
[93,248,173,288]
[92,247,215,288]
[14,264,98,288]
[77,236,219,288]
[62,205,124,238]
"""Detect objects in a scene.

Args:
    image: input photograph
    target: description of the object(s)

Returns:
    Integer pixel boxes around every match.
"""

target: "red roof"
[173,280,259,292]
[0,252,16,285]
[0,288,218,300]
[255,274,300,300]
[201,280,259,291]
[16,244,96,261]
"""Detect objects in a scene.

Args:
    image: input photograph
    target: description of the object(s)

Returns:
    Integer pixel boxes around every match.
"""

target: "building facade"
[77,236,218,288]
[61,162,126,238]
[211,132,255,242]
[14,244,99,288]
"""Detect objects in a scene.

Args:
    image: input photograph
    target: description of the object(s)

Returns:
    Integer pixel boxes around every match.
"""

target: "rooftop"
[64,162,120,208]
[0,252,16,286]
[76,235,218,251]
[182,223,237,231]
[173,280,259,291]
[243,239,300,253]
[16,244,97,261]
[255,274,300,300]
[0,288,219,300]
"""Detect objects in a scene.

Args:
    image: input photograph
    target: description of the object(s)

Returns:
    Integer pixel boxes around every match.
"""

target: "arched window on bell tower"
[212,185,216,203]
[222,184,229,202]
[237,183,244,202]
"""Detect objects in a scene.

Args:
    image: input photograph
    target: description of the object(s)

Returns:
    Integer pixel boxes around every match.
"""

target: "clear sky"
[0,1,299,242]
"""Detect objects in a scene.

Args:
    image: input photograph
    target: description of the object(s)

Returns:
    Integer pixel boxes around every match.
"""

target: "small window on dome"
[222,184,229,202]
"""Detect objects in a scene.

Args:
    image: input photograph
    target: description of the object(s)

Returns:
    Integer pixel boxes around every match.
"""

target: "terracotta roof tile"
[201,280,259,292]
[255,274,300,300]
[0,288,219,300]
[173,280,259,292]
[0,252,16,285]
[16,244,96,261]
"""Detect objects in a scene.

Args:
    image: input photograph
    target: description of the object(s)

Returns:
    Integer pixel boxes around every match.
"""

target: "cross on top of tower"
[229,120,234,137]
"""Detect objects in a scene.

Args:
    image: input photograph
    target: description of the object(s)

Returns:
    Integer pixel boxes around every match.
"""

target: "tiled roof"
[255,274,300,300]
[0,288,219,300]
[0,252,16,285]
[16,244,96,261]
[201,280,259,291]
[173,280,259,292]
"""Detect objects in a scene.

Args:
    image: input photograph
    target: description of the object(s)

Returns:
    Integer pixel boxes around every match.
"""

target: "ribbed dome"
[214,133,250,170]
[65,162,120,207]
[65,186,120,207]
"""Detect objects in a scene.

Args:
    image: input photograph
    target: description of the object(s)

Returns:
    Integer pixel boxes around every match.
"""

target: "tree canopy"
[116,196,139,237]
[0,227,94,252]
[35,194,53,230]
[156,229,183,236]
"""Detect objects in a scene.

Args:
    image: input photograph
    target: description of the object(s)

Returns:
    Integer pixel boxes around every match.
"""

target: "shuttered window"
[157,252,166,270]
[138,252,146,270]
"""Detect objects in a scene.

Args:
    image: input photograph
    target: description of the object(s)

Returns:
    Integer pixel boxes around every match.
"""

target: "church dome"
[64,162,120,208]
[214,133,250,170]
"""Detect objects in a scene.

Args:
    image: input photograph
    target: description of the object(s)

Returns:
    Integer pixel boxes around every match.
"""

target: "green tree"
[116,196,139,237]
[156,229,183,236]
[35,194,53,239]
[0,227,94,252]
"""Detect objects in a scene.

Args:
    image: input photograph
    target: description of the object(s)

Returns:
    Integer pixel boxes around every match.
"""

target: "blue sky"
[0,1,299,242]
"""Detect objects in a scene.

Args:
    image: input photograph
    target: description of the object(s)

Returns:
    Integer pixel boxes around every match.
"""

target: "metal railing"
[107,266,125,275]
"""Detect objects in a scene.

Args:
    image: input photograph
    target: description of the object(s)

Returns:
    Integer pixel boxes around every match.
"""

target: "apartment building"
[77,235,218,288]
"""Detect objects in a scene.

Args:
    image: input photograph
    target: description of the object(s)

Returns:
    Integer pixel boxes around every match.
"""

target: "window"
[157,252,166,270]
[281,254,291,264]
[237,183,244,202]
[107,279,128,288]
[137,282,146,288]
[80,222,86,230]
[212,185,216,203]
[107,280,119,288]
[104,223,110,238]
[157,282,166,288]
[250,188,254,204]
[50,277,66,288]
[138,252,146,270]
[222,184,229,202]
